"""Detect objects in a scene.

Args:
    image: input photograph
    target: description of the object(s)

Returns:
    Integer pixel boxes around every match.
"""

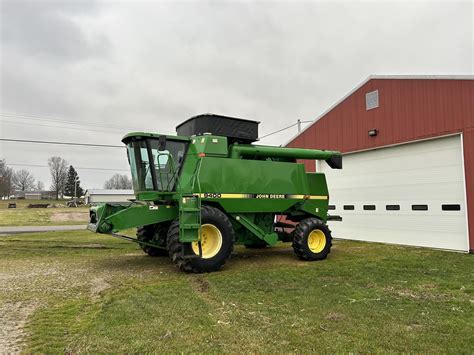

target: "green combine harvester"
[88,114,342,273]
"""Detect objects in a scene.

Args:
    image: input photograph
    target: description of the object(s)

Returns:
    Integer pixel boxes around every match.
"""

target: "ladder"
[178,194,202,257]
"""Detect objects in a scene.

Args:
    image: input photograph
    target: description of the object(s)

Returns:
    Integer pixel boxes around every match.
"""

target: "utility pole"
[297,119,301,133]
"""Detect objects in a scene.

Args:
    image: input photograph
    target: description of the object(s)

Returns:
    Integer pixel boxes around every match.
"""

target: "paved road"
[0,225,87,235]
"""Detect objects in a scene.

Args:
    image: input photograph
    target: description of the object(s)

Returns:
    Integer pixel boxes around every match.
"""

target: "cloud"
[1,0,108,62]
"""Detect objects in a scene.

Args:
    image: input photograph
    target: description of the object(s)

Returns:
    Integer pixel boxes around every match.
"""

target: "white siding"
[84,190,135,204]
[321,135,469,252]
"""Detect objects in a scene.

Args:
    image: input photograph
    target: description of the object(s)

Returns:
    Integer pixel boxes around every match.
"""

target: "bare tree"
[104,174,132,189]
[12,169,35,191]
[48,156,68,199]
[36,181,45,191]
[0,159,14,199]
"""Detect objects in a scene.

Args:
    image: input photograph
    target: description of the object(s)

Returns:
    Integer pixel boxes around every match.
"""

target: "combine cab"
[88,114,342,273]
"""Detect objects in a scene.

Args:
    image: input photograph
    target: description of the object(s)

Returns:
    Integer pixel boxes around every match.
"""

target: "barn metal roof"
[284,75,474,146]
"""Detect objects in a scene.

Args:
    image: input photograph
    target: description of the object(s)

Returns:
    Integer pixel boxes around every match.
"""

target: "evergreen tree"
[64,165,84,198]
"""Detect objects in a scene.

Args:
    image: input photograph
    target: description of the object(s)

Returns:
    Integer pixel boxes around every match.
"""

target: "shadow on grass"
[89,245,306,275]
[232,245,306,261]
[91,252,175,271]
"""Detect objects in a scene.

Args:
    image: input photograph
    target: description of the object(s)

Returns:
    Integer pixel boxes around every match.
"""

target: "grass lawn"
[0,200,89,226]
[0,231,472,353]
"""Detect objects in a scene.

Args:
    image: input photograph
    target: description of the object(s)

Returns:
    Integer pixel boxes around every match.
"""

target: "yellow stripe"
[197,193,328,200]
[287,194,304,199]
[220,193,248,198]
[287,194,328,200]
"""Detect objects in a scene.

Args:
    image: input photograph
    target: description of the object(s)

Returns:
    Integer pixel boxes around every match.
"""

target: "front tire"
[137,225,169,257]
[167,206,234,273]
[292,218,332,261]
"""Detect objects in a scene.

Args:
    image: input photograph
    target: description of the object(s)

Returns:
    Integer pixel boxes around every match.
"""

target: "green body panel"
[88,130,341,248]
[191,135,228,156]
[91,203,178,233]
[197,158,309,194]
[229,214,279,246]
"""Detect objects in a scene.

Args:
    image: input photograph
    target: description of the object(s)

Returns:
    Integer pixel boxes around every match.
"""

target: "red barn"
[287,75,473,252]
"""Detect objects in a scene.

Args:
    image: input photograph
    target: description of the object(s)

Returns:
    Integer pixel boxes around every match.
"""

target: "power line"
[259,120,312,139]
[0,111,137,131]
[2,120,314,148]
[0,119,126,135]
[9,163,129,172]
[0,138,125,148]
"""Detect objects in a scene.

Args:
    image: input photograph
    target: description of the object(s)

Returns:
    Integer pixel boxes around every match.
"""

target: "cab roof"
[121,132,190,144]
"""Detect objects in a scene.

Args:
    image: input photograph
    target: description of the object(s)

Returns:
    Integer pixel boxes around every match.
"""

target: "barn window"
[328,205,336,210]
[442,204,461,211]
[343,205,355,210]
[412,204,428,211]
[386,205,400,211]
[366,90,379,110]
[363,205,376,210]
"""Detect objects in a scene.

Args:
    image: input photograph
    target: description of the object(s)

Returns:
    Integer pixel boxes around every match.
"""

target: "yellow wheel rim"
[307,229,326,253]
[191,224,223,259]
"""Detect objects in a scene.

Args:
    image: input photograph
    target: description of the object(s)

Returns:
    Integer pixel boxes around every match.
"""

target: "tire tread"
[166,205,234,273]
[292,218,332,261]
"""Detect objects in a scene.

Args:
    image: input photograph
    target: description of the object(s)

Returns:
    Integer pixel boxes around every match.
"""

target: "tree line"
[0,157,132,199]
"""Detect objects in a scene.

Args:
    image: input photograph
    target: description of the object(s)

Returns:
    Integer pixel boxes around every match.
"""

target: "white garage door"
[320,135,469,251]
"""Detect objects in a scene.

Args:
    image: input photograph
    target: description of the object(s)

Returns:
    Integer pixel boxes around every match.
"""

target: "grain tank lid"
[176,113,260,143]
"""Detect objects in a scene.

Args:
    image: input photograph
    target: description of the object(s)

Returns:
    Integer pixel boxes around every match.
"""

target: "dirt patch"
[50,212,88,223]
[325,311,346,321]
[90,277,111,299]
[190,275,210,293]
[0,301,39,354]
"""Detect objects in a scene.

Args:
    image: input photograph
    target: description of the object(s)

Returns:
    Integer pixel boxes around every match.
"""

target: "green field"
[0,200,88,226]
[0,231,472,353]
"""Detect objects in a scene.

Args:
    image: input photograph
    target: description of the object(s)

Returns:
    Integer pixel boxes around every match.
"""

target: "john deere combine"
[88,114,342,273]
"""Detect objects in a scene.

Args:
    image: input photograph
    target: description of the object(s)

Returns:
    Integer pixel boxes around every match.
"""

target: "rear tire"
[167,205,234,273]
[137,225,169,257]
[292,218,332,261]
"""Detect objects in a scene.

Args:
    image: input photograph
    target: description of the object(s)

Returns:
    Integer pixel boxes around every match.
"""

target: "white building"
[24,192,42,200]
[84,189,135,204]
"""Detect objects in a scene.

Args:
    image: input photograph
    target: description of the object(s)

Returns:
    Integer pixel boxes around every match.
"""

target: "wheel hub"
[192,224,223,259]
[307,229,326,253]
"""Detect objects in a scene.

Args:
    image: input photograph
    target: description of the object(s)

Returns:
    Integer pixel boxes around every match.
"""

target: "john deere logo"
[255,194,285,199]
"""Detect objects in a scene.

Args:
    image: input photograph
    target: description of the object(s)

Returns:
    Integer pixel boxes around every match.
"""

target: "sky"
[0,0,473,190]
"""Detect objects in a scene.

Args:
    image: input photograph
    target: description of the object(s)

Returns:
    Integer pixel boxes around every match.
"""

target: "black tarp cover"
[176,114,260,143]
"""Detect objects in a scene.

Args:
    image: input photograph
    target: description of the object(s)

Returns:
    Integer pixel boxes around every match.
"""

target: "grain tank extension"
[88,114,342,273]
